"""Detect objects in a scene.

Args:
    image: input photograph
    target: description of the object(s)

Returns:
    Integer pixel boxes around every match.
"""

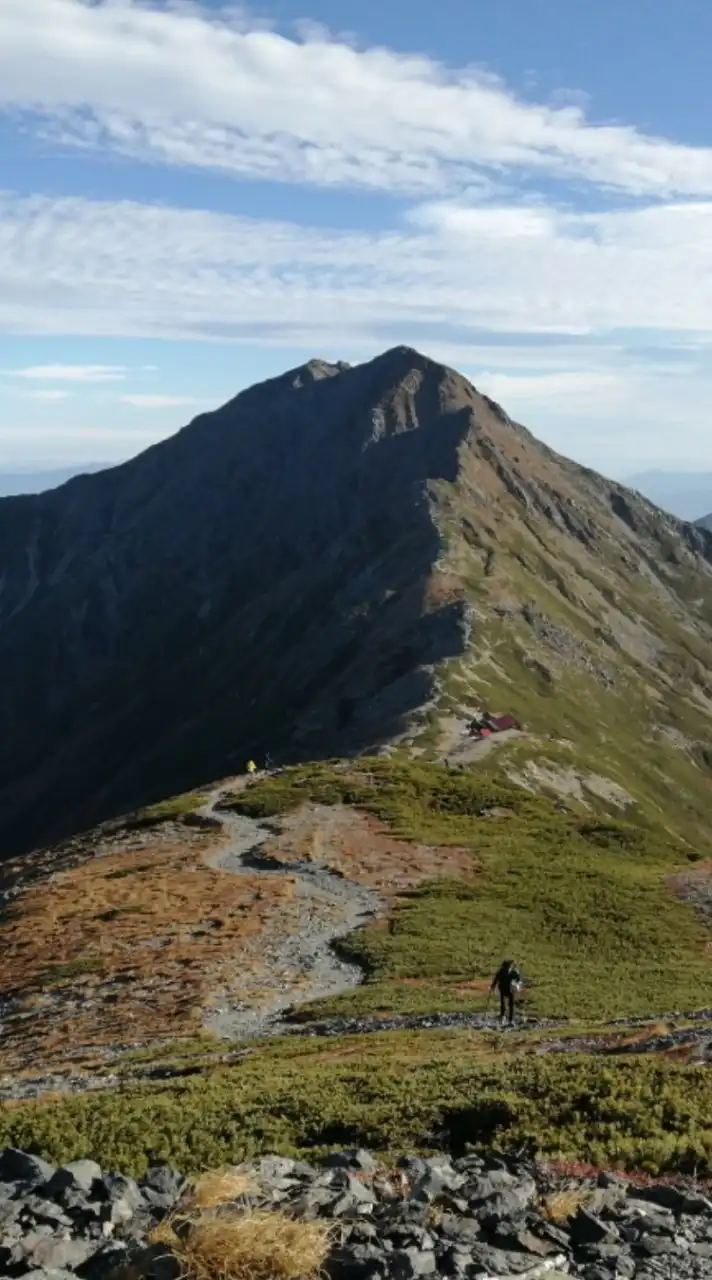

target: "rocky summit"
[1,346,712,856]
[2,1144,712,1280]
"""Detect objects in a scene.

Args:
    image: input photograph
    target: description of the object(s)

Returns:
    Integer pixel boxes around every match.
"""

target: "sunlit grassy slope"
[228,758,712,1022]
[4,1031,712,1178]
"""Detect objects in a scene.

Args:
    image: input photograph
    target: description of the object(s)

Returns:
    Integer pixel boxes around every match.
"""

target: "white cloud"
[2,0,712,196]
[475,370,625,406]
[21,388,72,400]
[470,366,712,472]
[4,191,712,345]
[8,363,126,381]
[3,186,712,467]
[120,394,200,407]
[0,421,167,469]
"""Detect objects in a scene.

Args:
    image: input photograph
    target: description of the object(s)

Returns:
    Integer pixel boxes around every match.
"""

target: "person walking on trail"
[246,759,257,776]
[490,958,522,1025]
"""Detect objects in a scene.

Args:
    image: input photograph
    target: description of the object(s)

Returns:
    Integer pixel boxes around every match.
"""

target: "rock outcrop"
[1,1145,712,1279]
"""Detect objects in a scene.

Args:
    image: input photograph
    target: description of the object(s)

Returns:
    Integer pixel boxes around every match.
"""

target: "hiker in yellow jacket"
[246,759,257,776]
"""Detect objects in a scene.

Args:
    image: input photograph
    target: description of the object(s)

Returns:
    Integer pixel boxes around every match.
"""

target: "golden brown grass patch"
[617,1021,671,1047]
[180,1212,331,1280]
[542,1188,591,1222]
[151,1210,331,1280]
[188,1169,257,1209]
[0,825,293,1070]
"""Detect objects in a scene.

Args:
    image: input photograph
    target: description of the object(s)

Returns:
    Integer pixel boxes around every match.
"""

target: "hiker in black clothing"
[490,958,522,1024]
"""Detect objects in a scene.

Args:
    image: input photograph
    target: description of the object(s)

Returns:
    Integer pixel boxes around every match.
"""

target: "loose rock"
[2,1145,712,1278]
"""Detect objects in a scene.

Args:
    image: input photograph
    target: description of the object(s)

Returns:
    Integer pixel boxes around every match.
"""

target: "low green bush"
[3,1038,712,1179]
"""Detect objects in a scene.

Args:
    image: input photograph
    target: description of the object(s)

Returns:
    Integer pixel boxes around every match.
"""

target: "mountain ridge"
[1,345,712,857]
[0,462,109,497]
[625,469,712,522]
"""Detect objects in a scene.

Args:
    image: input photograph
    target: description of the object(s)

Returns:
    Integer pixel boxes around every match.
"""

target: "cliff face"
[1,344,712,856]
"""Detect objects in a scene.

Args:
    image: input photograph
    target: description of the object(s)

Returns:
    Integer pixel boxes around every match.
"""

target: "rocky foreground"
[2,1145,712,1279]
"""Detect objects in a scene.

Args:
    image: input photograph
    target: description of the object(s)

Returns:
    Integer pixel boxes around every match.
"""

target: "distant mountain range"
[1,345,712,859]
[625,470,712,522]
[0,464,109,497]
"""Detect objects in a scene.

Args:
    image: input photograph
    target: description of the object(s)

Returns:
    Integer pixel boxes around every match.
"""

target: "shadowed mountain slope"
[1,345,712,855]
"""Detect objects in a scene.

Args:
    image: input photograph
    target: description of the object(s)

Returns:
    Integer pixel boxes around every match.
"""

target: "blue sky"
[3,1,712,476]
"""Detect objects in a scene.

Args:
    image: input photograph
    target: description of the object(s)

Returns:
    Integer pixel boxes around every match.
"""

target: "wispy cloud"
[3,0,712,197]
[21,388,72,400]
[475,370,626,406]
[8,363,126,382]
[3,191,712,345]
[119,394,200,407]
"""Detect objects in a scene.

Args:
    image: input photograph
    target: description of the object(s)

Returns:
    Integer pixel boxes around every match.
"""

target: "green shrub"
[3,1039,712,1179]
[37,956,106,986]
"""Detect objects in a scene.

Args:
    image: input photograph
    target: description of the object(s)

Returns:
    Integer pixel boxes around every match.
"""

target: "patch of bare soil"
[669,860,712,938]
[505,761,633,809]
[258,803,478,895]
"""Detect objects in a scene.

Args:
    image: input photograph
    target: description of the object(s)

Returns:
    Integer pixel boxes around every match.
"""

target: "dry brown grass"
[0,824,293,1071]
[542,1188,591,1222]
[145,1157,331,1280]
[149,1208,331,1280]
[175,1212,331,1280]
[616,1021,671,1048]
[188,1169,257,1209]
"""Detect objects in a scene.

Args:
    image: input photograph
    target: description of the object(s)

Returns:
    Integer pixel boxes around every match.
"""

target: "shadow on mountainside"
[0,351,472,856]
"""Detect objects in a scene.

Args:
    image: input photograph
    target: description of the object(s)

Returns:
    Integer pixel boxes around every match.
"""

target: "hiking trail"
[198,785,383,1039]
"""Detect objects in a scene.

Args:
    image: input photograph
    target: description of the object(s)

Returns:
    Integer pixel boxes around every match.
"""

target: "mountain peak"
[375,344,433,366]
[1,346,712,857]
[290,358,351,388]
[367,345,452,382]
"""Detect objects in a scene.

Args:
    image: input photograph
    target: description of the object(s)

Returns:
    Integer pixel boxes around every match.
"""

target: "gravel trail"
[199,787,383,1039]
[4,785,712,1102]
[285,1010,566,1037]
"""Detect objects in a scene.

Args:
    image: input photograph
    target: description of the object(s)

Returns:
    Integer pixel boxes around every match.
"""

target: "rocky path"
[286,1010,567,1037]
[3,786,712,1104]
[4,1007,712,1105]
[199,788,383,1039]
[277,1009,712,1066]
